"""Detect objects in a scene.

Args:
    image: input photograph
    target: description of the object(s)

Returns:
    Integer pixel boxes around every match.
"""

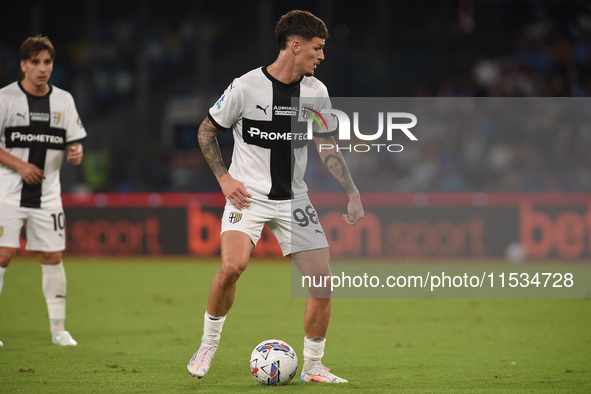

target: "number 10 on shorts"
[51,212,65,231]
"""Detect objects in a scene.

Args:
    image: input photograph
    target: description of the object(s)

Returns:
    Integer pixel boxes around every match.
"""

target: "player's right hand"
[219,174,252,210]
[18,162,45,185]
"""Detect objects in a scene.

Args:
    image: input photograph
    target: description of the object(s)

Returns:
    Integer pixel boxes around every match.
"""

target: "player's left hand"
[343,191,364,225]
[66,143,83,165]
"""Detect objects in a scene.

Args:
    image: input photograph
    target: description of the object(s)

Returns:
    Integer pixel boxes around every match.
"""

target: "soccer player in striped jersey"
[0,35,87,346]
[187,10,364,383]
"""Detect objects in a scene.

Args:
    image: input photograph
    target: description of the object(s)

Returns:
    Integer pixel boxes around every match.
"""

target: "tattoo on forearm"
[323,153,355,194]
[198,118,228,179]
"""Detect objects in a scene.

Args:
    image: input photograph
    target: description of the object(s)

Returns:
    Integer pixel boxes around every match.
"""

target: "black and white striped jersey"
[208,66,336,200]
[0,81,87,208]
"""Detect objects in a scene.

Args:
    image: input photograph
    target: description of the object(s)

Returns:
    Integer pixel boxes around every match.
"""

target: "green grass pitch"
[0,257,589,393]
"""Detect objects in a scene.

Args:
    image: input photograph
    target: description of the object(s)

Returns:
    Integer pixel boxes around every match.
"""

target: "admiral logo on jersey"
[274,105,298,116]
[30,112,50,122]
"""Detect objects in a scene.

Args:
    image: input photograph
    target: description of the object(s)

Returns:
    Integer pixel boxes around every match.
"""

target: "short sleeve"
[64,93,87,143]
[306,86,337,137]
[315,93,337,136]
[208,79,243,131]
[0,94,7,140]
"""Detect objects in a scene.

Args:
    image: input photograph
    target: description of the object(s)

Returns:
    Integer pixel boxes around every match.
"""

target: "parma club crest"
[229,212,243,224]
[301,103,314,119]
[52,111,62,125]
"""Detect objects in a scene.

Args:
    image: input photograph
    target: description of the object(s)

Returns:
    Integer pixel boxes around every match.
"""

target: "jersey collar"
[261,66,303,89]
[17,80,53,98]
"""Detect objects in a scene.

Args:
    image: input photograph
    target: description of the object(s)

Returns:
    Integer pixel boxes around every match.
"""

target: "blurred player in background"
[188,10,363,383]
[0,35,86,346]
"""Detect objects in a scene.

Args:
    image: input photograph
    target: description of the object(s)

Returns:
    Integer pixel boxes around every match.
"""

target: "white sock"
[303,336,326,368]
[50,319,65,334]
[202,311,226,346]
[0,266,6,295]
[42,262,67,334]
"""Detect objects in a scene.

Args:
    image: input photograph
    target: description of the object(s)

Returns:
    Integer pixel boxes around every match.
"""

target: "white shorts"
[220,194,329,256]
[0,203,66,252]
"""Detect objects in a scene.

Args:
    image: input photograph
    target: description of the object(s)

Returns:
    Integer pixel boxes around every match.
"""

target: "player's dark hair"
[20,35,56,61]
[275,10,328,50]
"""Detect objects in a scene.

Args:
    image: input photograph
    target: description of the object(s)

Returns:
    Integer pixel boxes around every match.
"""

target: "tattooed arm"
[314,135,364,225]
[198,117,251,209]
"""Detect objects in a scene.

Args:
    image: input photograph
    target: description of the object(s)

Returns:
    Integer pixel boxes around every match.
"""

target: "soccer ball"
[249,339,298,385]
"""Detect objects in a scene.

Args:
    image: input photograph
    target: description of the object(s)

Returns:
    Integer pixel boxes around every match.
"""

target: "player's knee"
[0,248,17,267]
[303,270,332,298]
[39,251,62,265]
[219,257,248,284]
[219,264,245,284]
[308,285,332,298]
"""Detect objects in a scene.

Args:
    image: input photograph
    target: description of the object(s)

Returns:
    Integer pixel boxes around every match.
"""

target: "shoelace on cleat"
[192,345,216,367]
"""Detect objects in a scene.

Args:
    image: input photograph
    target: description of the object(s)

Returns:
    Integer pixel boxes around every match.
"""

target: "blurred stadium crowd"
[1,1,590,193]
[312,12,591,193]
[0,4,198,120]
